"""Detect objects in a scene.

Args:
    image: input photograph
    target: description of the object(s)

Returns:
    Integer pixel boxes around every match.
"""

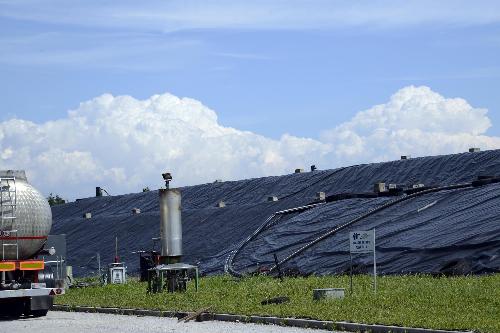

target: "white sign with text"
[349,230,375,253]
[348,229,377,293]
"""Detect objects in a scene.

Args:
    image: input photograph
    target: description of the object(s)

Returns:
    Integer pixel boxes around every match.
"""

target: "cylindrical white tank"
[0,170,52,260]
[159,189,182,257]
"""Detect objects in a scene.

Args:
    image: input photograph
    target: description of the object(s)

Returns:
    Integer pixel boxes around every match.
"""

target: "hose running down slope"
[226,182,473,278]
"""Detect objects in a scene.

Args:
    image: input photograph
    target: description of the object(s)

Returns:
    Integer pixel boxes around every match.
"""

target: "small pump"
[107,237,127,284]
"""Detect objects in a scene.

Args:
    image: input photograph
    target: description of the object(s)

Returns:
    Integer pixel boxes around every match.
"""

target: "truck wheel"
[30,309,49,317]
[7,301,25,317]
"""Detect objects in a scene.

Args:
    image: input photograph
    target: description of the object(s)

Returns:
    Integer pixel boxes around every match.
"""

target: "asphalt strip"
[52,305,473,333]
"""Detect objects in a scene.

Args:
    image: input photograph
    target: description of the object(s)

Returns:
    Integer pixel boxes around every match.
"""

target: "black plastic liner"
[51,150,500,277]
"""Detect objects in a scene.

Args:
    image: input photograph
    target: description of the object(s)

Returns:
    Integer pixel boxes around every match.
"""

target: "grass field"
[56,274,500,333]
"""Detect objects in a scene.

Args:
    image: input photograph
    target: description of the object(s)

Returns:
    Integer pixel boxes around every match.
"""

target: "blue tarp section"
[51,150,500,277]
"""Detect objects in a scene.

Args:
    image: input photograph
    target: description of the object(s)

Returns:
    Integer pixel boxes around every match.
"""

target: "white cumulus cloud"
[0,92,330,199]
[0,86,499,199]
[321,86,500,164]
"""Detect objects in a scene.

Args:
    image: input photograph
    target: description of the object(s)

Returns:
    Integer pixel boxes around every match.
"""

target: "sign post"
[349,252,353,294]
[349,229,376,294]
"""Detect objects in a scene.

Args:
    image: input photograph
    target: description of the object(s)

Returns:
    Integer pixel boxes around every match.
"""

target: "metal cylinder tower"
[159,188,182,263]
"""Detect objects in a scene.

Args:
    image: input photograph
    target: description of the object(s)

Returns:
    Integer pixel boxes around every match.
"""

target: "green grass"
[56,274,500,333]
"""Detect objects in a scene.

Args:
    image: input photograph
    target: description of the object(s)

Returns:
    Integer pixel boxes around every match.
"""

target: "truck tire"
[8,301,25,317]
[29,309,49,317]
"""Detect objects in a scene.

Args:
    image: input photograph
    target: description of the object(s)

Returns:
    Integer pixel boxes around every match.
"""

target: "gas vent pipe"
[159,186,182,264]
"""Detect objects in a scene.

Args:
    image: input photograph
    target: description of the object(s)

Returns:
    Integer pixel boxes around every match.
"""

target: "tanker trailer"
[0,170,64,317]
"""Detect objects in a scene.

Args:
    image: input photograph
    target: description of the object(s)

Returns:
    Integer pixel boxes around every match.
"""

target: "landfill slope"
[51,150,500,277]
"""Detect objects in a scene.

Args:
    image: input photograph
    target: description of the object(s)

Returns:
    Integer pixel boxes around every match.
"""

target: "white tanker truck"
[0,170,64,317]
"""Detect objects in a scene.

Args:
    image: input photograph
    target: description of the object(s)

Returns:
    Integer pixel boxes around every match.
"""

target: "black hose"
[226,181,475,278]
[267,182,472,274]
[224,202,324,277]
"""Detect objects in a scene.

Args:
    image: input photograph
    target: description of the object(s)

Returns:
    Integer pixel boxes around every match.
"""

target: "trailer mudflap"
[29,295,53,311]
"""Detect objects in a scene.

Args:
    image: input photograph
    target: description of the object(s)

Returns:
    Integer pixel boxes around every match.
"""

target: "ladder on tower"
[0,176,18,260]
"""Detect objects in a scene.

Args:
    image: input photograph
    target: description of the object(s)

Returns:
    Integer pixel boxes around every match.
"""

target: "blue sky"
[1,1,500,198]
[2,0,500,139]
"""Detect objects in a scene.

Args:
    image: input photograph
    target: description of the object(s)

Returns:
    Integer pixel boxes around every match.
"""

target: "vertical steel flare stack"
[147,172,199,294]
[159,188,182,264]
